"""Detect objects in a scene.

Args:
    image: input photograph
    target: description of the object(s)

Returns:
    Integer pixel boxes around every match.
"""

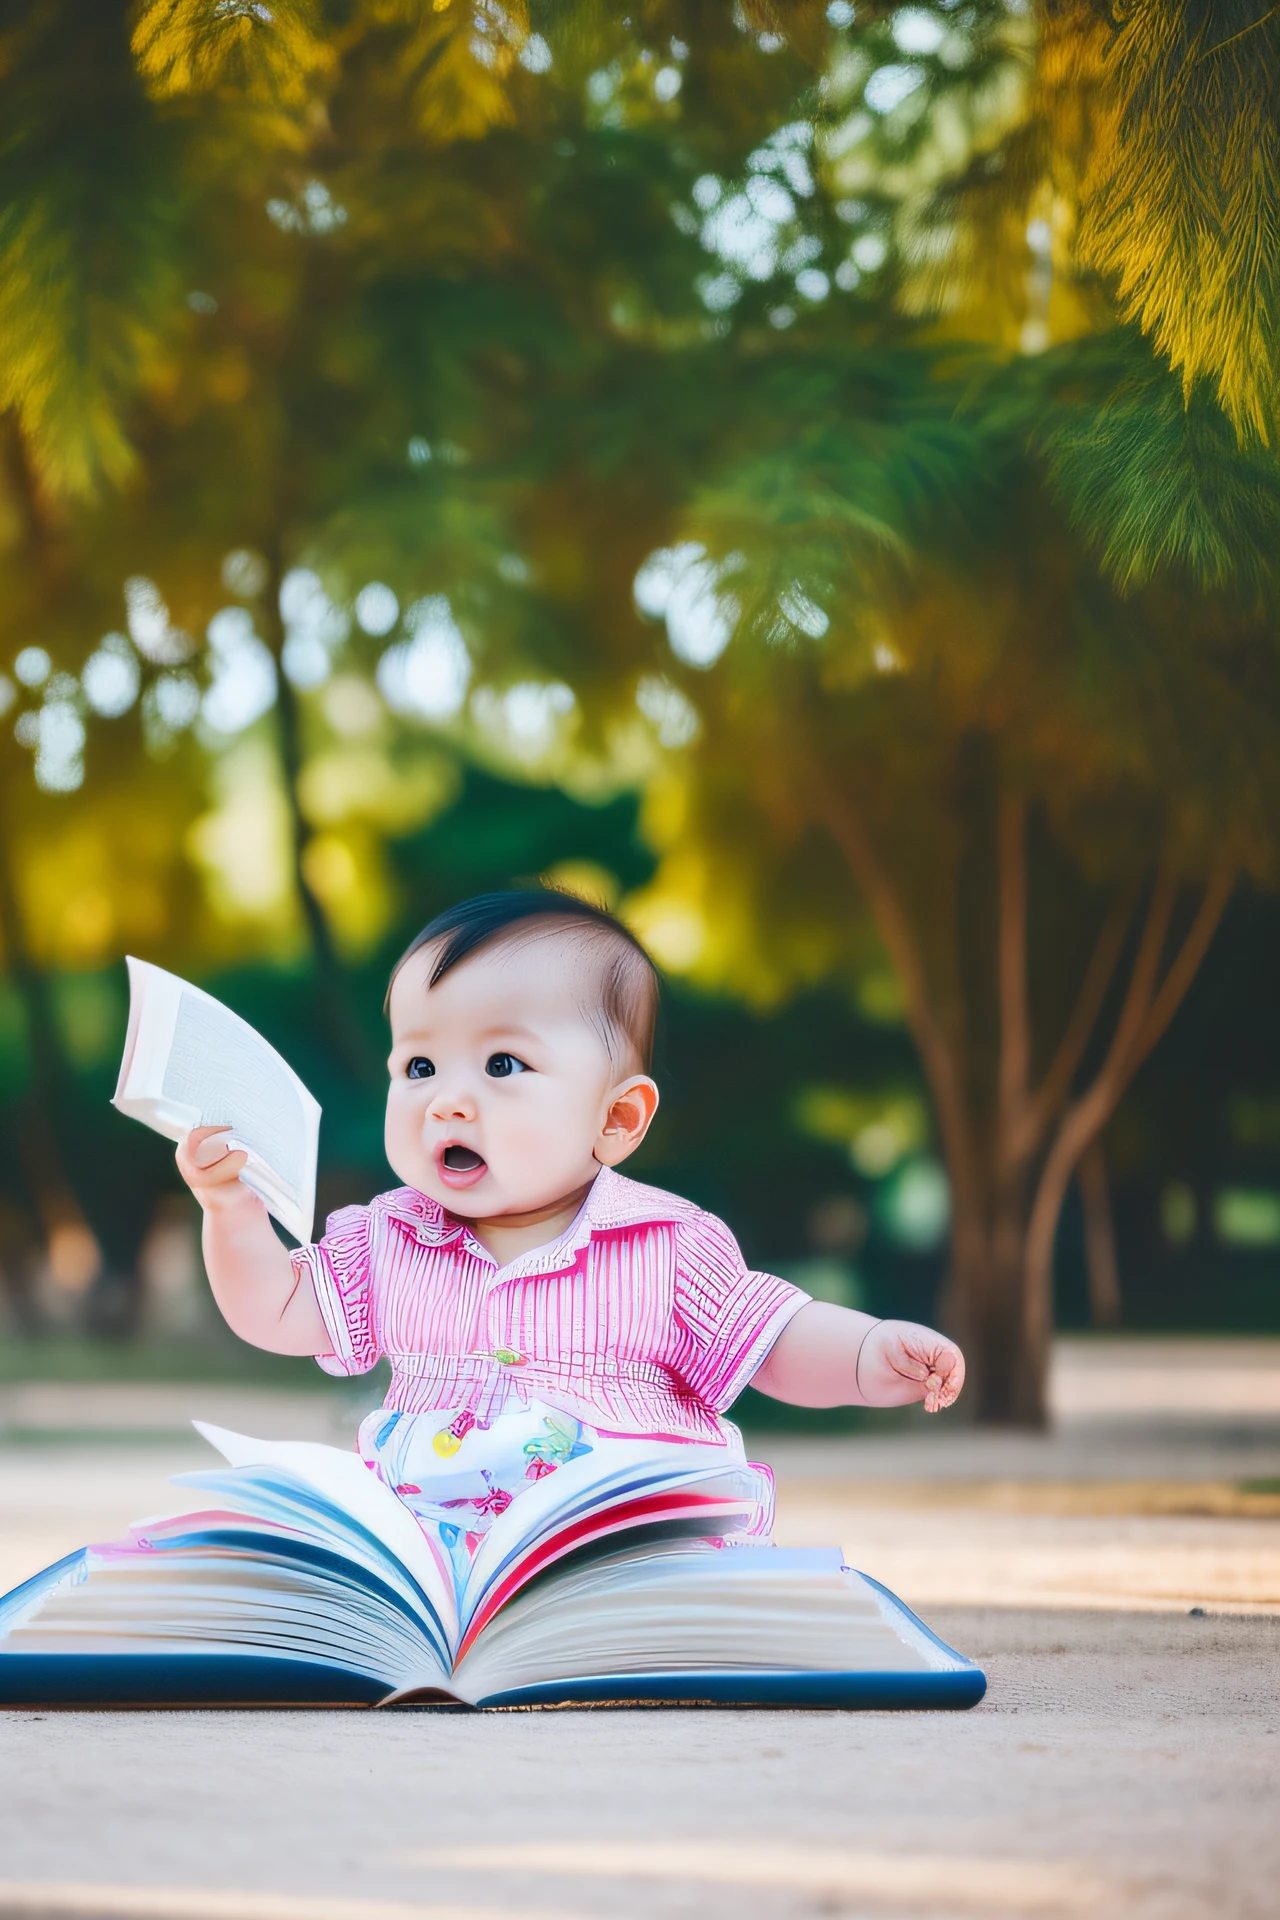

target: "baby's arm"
[751,1302,964,1414]
[175,1125,329,1354]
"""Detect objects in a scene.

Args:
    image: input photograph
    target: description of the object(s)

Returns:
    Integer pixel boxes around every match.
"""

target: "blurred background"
[3,0,1280,1436]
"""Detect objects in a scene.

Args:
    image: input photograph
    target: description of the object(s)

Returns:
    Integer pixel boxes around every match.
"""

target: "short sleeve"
[672,1211,810,1412]
[290,1203,380,1377]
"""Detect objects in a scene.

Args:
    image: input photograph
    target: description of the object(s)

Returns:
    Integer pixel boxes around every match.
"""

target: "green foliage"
[367,0,529,145]
[0,1,187,495]
[1027,333,1280,596]
[1077,0,1280,444]
[1043,353,1280,591]
[132,0,335,110]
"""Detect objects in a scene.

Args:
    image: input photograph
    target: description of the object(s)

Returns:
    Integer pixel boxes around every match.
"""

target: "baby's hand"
[857,1319,965,1413]
[175,1125,256,1215]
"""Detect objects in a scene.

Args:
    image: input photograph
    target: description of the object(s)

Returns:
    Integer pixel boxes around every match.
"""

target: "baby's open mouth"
[441,1145,486,1173]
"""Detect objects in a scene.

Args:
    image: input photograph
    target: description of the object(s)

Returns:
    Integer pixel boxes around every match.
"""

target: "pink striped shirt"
[291,1166,809,1446]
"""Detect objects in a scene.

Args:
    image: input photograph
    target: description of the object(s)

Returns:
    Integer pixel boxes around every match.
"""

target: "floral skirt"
[357,1396,773,1576]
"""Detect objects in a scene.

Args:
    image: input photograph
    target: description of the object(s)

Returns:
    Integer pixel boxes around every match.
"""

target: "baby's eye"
[485,1052,528,1079]
[406,1057,435,1080]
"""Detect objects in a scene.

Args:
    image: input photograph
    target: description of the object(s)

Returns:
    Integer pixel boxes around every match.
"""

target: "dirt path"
[0,1607,1275,1920]
[2,1339,1277,1918]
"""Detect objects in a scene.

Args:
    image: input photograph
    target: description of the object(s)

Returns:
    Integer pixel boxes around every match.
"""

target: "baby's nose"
[427,1083,477,1122]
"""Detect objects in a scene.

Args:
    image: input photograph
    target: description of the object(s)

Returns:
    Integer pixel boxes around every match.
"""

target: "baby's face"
[385,936,652,1220]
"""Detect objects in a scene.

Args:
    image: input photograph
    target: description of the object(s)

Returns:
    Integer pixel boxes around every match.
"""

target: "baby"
[177,890,964,1555]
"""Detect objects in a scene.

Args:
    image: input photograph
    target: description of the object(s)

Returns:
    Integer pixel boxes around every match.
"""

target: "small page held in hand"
[112,957,321,1243]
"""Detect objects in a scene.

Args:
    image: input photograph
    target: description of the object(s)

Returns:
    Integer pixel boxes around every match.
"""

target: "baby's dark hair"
[388,888,661,1072]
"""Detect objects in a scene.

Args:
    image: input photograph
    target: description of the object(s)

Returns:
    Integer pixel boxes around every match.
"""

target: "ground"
[0,1337,1277,1920]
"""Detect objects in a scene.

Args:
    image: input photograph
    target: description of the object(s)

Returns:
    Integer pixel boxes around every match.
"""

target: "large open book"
[0,1428,984,1710]
[112,958,320,1243]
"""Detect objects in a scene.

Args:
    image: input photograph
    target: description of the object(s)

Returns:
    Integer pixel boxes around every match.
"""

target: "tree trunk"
[258,543,381,1088]
[808,734,1231,1431]
[1078,1138,1121,1328]
[950,1192,1050,1427]
[0,813,102,1316]
[905,853,1226,1423]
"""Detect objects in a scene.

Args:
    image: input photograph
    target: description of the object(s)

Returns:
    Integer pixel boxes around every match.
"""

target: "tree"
[0,413,210,1319]
[0,0,560,1094]
[616,323,1280,1423]
[0,0,829,1314]
[4,0,1280,1418]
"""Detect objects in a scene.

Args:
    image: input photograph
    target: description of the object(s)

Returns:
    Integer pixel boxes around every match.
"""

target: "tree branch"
[807,770,984,1238]
[1126,865,1235,1080]
[1061,859,1179,1121]
[260,536,381,1088]
[1200,7,1280,62]
[996,790,1031,1177]
[1022,863,1233,1359]
[1015,881,1137,1162]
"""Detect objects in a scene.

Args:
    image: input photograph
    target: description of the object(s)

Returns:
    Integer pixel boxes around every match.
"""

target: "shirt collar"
[379,1166,695,1275]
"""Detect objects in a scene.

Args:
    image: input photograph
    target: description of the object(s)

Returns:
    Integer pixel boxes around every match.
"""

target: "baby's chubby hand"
[175,1125,257,1215]
[750,1301,964,1415]
[857,1319,965,1413]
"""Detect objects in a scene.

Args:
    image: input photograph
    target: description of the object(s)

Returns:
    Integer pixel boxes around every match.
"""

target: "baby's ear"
[595,1075,660,1167]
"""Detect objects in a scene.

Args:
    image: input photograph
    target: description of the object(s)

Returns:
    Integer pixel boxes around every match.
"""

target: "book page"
[163,989,306,1196]
[453,1547,935,1703]
[461,1442,764,1636]
[113,959,320,1243]
[191,1424,458,1650]
[0,1432,461,1701]
[0,1536,445,1699]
